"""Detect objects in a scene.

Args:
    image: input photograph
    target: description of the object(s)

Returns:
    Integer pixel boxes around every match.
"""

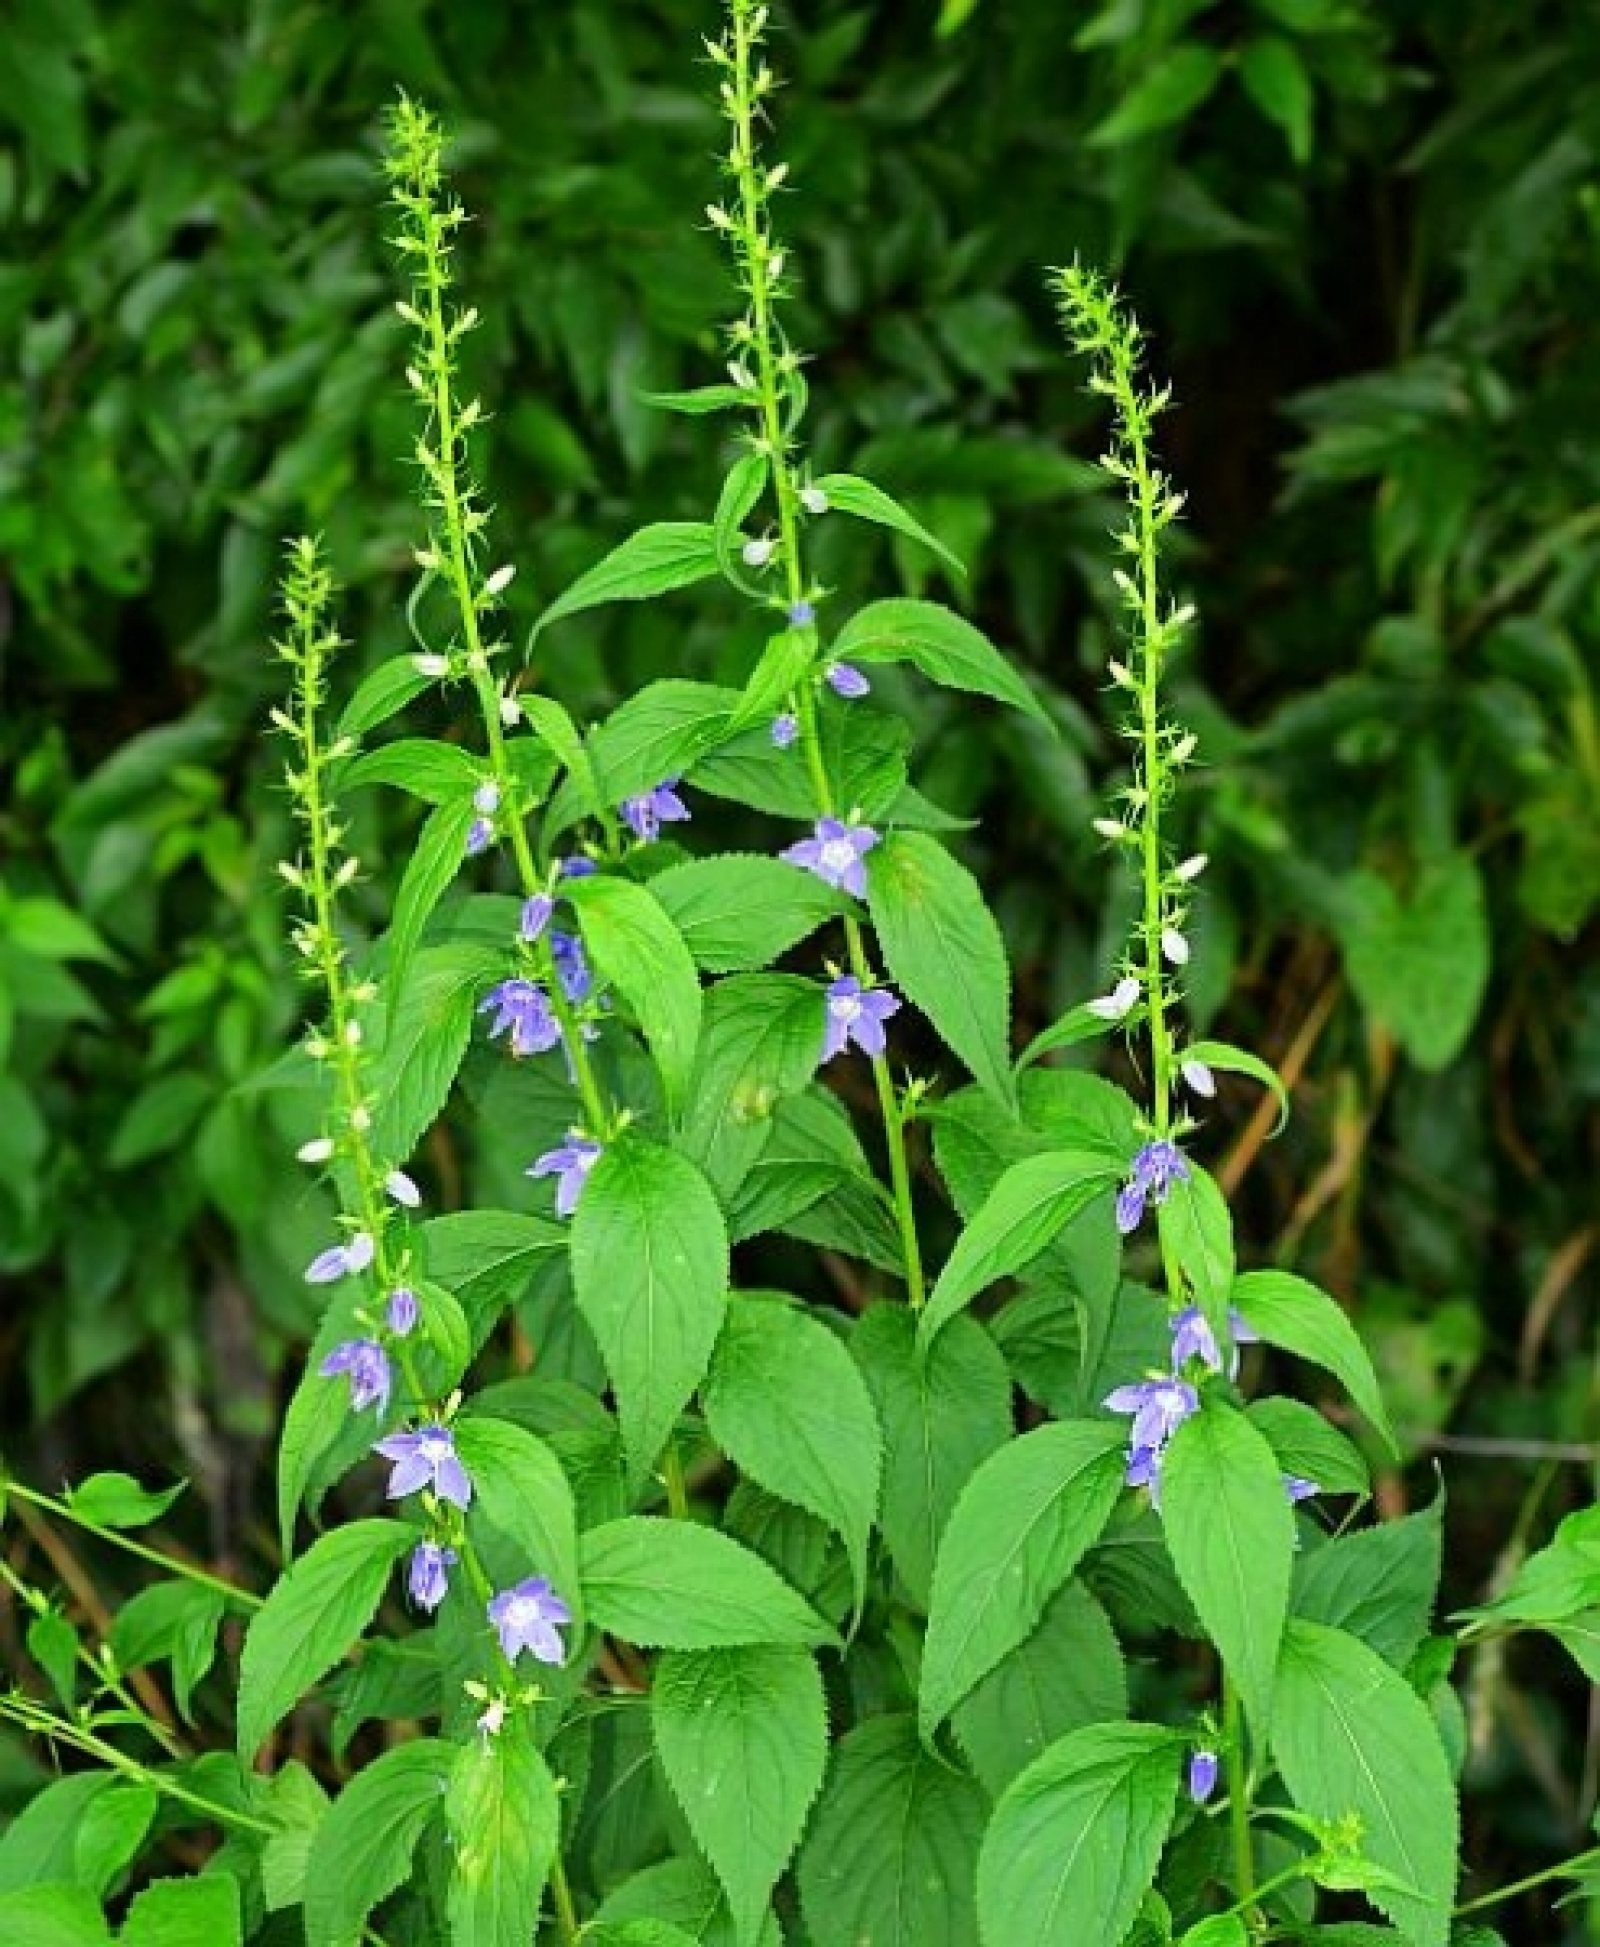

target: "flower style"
[823,976,900,1061]
[479,979,562,1057]
[1168,1305,1258,1379]
[781,816,879,898]
[319,1339,391,1415]
[1115,1138,1190,1234]
[1188,1749,1219,1804]
[374,1423,472,1509]
[771,712,799,749]
[621,779,690,842]
[304,1231,376,1285]
[825,662,870,699]
[488,1576,571,1665]
[386,1286,420,1336]
[1105,1376,1200,1458]
[551,929,592,1005]
[408,1540,457,1613]
[528,1133,603,1218]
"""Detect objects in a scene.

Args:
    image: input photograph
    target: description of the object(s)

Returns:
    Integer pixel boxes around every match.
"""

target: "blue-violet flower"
[771,712,799,750]
[479,979,562,1058]
[304,1231,375,1285]
[621,780,690,843]
[374,1423,472,1508]
[1188,1750,1219,1804]
[487,1576,571,1665]
[1168,1305,1258,1379]
[823,976,900,1061]
[781,817,879,899]
[1104,1376,1200,1461]
[825,662,870,700]
[386,1286,419,1336]
[551,929,592,1005]
[519,893,554,943]
[529,1133,603,1219]
[408,1541,457,1613]
[319,1339,391,1415]
[1115,1138,1191,1234]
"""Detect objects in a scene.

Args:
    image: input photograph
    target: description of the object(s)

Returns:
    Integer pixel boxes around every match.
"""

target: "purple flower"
[771,713,799,750]
[1188,1750,1219,1804]
[408,1541,457,1613]
[386,1286,419,1336]
[1168,1306,1259,1379]
[465,817,495,857]
[823,976,900,1061]
[1105,1376,1200,1460]
[479,979,562,1058]
[1125,1444,1164,1504]
[788,600,816,627]
[528,1133,603,1218]
[621,779,690,843]
[473,781,501,816]
[1115,1139,1191,1235]
[551,929,592,1004]
[825,662,870,700]
[781,817,879,898]
[488,1577,571,1665]
[304,1231,375,1285]
[1284,1475,1319,1505]
[374,1423,472,1509]
[319,1339,391,1415]
[559,855,597,879]
[519,894,554,943]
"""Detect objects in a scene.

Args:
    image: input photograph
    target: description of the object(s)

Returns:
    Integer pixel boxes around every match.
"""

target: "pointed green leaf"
[728,626,816,736]
[1161,1403,1294,1736]
[571,1137,729,1490]
[0,1886,110,1947]
[566,876,703,1113]
[1272,1620,1458,1947]
[652,1645,827,1947]
[1240,34,1314,162]
[343,737,482,804]
[583,680,739,812]
[66,1473,185,1530]
[1232,1270,1399,1459]
[302,1740,452,1947]
[920,1421,1126,1736]
[237,1519,414,1760]
[520,692,602,817]
[867,831,1014,1107]
[832,599,1047,726]
[1015,1002,1119,1070]
[1157,1163,1235,1343]
[120,1876,241,1947]
[0,1775,156,1898]
[650,854,848,972]
[1183,1039,1290,1133]
[714,455,771,582]
[1293,1500,1442,1668]
[920,1148,1122,1346]
[642,383,750,416]
[384,795,475,1019]
[109,1580,229,1721]
[579,1517,833,1649]
[799,1716,986,1947]
[1247,1396,1371,1500]
[812,474,966,580]
[337,653,435,740]
[679,976,824,1199]
[454,1416,581,1628]
[704,1293,882,1606]
[976,1723,1184,1947]
[446,1712,560,1947]
[1089,45,1223,146]
[530,522,720,644]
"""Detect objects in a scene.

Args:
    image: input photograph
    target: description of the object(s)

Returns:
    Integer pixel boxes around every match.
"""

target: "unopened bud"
[484,563,516,596]
[297,1137,336,1164]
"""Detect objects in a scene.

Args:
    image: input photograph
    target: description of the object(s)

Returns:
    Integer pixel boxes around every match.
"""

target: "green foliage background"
[2,0,1597,1927]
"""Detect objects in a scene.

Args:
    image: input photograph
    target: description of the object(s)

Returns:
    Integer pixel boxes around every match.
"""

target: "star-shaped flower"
[373,1423,472,1509]
[488,1577,571,1665]
[781,817,879,898]
[822,976,900,1061]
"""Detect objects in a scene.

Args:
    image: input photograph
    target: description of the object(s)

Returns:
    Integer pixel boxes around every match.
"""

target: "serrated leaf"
[652,1645,827,1947]
[1161,1404,1294,1736]
[259,1761,328,1914]
[1015,1002,1119,1070]
[920,1421,1127,1736]
[579,1518,832,1649]
[1183,1038,1290,1133]
[582,680,739,813]
[418,1208,567,1343]
[1272,1620,1458,1946]
[446,1712,560,1947]
[714,454,771,582]
[337,654,435,740]
[1089,45,1223,146]
[520,692,602,817]
[680,975,824,1198]
[0,1886,110,1947]
[1247,1396,1371,1500]
[703,1293,882,1607]
[867,831,1014,1107]
[109,1581,228,1721]
[530,522,720,644]
[832,598,1046,725]
[851,1305,1012,1608]
[1158,1163,1235,1345]
[302,1740,452,1947]
[454,1416,581,1628]
[342,737,482,803]
[1293,1500,1442,1668]
[375,941,491,1159]
[0,1774,156,1898]
[812,474,966,580]
[977,1723,1182,1946]
[566,875,702,1113]
[384,795,475,1020]
[799,1716,985,1947]
[727,626,816,736]
[570,1138,729,1490]
[952,1581,1128,1795]
[594,1856,780,1946]
[1232,1270,1399,1459]
[920,1147,1122,1346]
[237,1520,414,1760]
[120,1875,241,1947]
[650,854,847,972]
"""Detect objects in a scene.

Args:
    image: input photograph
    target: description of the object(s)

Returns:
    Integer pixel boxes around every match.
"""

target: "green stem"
[1223,1677,1257,1913]
[1,1479,260,1609]
[1453,1844,1600,1918]
[550,1851,582,1943]
[661,1439,691,1521]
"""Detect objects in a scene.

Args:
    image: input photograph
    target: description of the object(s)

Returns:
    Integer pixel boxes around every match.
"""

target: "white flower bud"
[742,537,776,567]
[1087,975,1141,1022]
[350,1104,372,1132]
[799,486,829,515]
[484,563,516,596]
[1181,1058,1216,1099]
[334,856,361,888]
[1161,929,1190,967]
[499,694,522,727]
[343,1019,363,1047]
[1092,817,1125,842]
[297,1137,335,1164]
[1175,853,1209,882]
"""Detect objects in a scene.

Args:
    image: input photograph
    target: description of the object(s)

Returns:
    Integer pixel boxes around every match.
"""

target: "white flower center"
[420,1433,451,1464]
[508,1595,539,1626]
[819,838,856,874]
[830,993,862,1023]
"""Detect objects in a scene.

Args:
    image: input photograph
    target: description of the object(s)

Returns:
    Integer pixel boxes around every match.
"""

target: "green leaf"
[650,854,847,972]
[582,680,738,813]
[342,737,482,804]
[1015,1002,1119,1070]
[831,599,1047,726]
[952,1582,1128,1796]
[0,1886,110,1947]
[798,1716,985,1947]
[106,1071,213,1169]
[337,654,435,740]
[812,474,966,580]
[570,1137,729,1490]
[594,1857,780,1946]
[642,383,750,416]
[1232,1270,1399,1460]
[920,1148,1122,1346]
[579,1517,833,1649]
[652,1645,827,1947]
[976,1723,1183,1947]
[703,1293,883,1607]
[446,1712,560,1947]
[384,795,475,1019]
[419,1208,568,1343]
[566,875,702,1114]
[1182,1038,1290,1133]
[1157,1164,1235,1344]
[1161,1403,1295,1736]
[1089,45,1223,146]
[236,1519,415,1761]
[120,1876,241,1947]
[454,1416,581,1626]
[1247,1396,1371,1500]
[1334,854,1489,1071]
[920,1421,1127,1736]
[529,522,720,645]
[680,975,824,1198]
[714,454,771,582]
[1272,1620,1459,1947]
[0,1775,156,1898]
[375,941,491,1161]
[587,1927,703,1947]
[1294,1501,1442,1668]
[259,1761,328,1914]
[1239,34,1314,163]
[302,1740,452,1947]
[521,692,602,818]
[851,1305,1012,1608]
[727,626,816,736]
[867,831,1014,1107]
[28,1610,78,1708]
[109,1580,228,1720]
[1179,1917,1249,1947]
[1461,1505,1600,1631]
[66,1472,185,1530]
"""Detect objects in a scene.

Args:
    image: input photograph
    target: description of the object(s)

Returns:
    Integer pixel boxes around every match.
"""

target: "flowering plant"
[2,6,1593,1946]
